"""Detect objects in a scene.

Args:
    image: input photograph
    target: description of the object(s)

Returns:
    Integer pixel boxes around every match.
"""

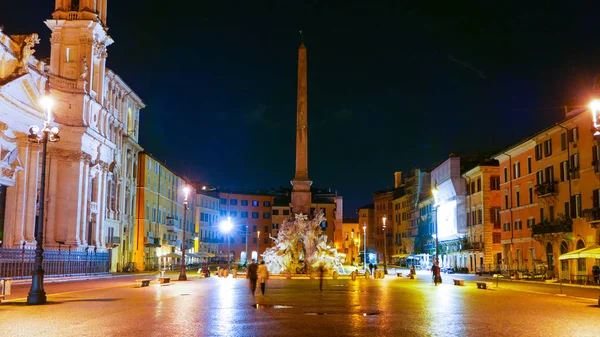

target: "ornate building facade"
[0,0,143,272]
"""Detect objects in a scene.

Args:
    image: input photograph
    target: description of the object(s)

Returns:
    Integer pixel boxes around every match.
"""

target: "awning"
[163,253,181,258]
[392,254,410,258]
[559,245,600,260]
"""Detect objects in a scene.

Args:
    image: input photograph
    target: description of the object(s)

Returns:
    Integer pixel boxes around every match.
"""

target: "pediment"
[0,73,45,118]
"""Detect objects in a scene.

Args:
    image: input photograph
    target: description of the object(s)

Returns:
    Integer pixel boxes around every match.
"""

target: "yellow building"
[134,153,195,271]
[340,221,361,265]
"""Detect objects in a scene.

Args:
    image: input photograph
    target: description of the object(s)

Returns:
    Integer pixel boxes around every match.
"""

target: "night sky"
[3,2,600,217]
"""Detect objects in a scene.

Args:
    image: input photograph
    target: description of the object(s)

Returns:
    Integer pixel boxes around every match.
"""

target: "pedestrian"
[318,264,325,291]
[257,260,269,295]
[432,264,441,286]
[246,259,258,295]
[369,263,374,275]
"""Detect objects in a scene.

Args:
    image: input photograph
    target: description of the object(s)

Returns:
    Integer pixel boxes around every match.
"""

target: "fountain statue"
[262,211,345,274]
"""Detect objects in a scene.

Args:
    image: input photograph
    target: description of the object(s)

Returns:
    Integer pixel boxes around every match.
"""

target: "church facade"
[0,0,143,272]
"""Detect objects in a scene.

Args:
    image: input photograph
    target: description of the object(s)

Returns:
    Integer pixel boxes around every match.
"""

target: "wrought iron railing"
[0,247,110,279]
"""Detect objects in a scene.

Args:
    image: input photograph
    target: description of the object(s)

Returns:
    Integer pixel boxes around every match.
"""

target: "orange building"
[357,204,375,265]
[372,190,393,265]
[494,107,600,282]
[463,161,502,272]
[217,190,275,264]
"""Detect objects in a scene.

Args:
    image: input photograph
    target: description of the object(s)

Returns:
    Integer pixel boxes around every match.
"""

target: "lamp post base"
[178,273,187,281]
[27,273,47,305]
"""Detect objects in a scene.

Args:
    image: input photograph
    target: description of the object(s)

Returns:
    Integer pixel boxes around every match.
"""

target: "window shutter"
[570,195,576,218]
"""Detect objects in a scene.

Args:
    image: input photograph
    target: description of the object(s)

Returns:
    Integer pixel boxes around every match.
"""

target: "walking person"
[432,263,441,286]
[257,260,269,295]
[246,259,259,295]
[369,263,374,276]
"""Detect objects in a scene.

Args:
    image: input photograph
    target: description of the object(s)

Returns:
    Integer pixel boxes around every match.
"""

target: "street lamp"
[220,216,232,272]
[245,225,249,265]
[257,231,260,260]
[178,185,190,281]
[363,223,367,270]
[27,83,59,305]
[431,183,440,267]
[382,215,388,275]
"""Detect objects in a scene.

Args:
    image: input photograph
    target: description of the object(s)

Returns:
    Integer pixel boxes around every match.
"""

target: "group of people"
[246,259,270,295]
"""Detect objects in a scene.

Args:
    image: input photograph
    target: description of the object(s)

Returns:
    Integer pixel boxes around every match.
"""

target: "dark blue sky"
[4,2,600,217]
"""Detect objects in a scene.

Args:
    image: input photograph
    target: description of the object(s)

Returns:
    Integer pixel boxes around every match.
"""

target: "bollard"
[333,271,339,280]
[286,271,292,279]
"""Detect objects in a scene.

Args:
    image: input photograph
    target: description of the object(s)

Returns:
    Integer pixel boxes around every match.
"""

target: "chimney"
[394,171,403,188]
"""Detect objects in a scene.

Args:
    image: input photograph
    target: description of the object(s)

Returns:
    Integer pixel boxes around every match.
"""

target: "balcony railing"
[532,221,572,235]
[584,208,600,225]
[89,202,99,214]
[200,238,223,244]
[462,242,483,250]
[144,237,161,247]
[535,181,558,197]
[166,225,179,233]
[167,240,181,246]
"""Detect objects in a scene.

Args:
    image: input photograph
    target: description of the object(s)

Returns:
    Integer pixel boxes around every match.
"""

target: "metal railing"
[0,247,110,279]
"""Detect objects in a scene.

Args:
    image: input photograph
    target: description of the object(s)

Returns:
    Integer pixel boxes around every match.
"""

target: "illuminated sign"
[437,200,457,240]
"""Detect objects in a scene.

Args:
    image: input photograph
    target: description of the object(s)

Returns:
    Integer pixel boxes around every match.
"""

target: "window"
[527,157,532,174]
[561,133,567,151]
[528,187,533,204]
[527,218,535,228]
[264,201,271,207]
[220,198,226,205]
[593,145,599,173]
[241,200,248,206]
[513,163,521,179]
[504,195,509,209]
[570,153,580,179]
[253,225,257,232]
[571,127,579,142]
[516,191,520,207]
[466,211,471,226]
[540,208,545,222]
[544,139,552,157]
[491,207,500,228]
[241,211,248,218]
[466,182,470,195]
[503,223,511,232]
[263,212,270,219]
[571,194,582,218]
[252,200,259,207]
[66,47,72,62]
[560,161,569,182]
[544,165,554,183]
[477,209,482,224]
[514,220,522,230]
[564,202,570,219]
[264,226,269,232]
[470,182,475,194]
[321,221,328,229]
[252,212,259,218]
[477,178,482,192]
[536,170,544,185]
[493,233,501,244]
[549,205,554,222]
[283,210,290,215]
[535,144,543,160]
[504,167,508,182]
[272,209,280,215]
[490,176,500,190]
[230,199,237,206]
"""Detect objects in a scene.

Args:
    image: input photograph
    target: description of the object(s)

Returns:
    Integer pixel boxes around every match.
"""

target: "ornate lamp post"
[256,231,260,260]
[363,223,367,270]
[27,85,59,305]
[219,216,232,272]
[590,99,600,137]
[178,185,190,281]
[382,215,388,275]
[431,183,440,267]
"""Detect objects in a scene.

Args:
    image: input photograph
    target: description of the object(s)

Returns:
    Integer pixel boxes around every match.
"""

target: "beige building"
[357,204,375,264]
[134,153,195,271]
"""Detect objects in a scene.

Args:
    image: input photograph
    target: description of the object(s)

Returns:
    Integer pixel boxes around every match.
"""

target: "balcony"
[532,216,573,236]
[535,181,558,197]
[168,240,182,246]
[584,208,600,227]
[105,236,120,246]
[462,242,483,251]
[144,237,161,247]
[200,238,223,244]
[166,225,179,233]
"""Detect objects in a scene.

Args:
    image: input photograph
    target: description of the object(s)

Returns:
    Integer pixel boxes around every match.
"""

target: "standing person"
[369,263,374,275]
[318,264,325,291]
[432,264,441,286]
[246,259,258,295]
[257,261,269,295]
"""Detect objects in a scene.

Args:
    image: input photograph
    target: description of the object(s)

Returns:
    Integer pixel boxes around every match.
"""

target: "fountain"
[262,211,345,275]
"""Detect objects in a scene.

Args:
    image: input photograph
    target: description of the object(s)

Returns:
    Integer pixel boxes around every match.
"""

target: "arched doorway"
[546,243,554,278]
[560,241,569,280]
[576,239,586,283]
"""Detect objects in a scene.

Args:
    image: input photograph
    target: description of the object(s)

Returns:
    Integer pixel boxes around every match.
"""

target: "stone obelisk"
[291,31,312,215]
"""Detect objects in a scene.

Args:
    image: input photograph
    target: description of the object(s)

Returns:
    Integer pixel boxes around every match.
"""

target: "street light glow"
[220,216,232,233]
